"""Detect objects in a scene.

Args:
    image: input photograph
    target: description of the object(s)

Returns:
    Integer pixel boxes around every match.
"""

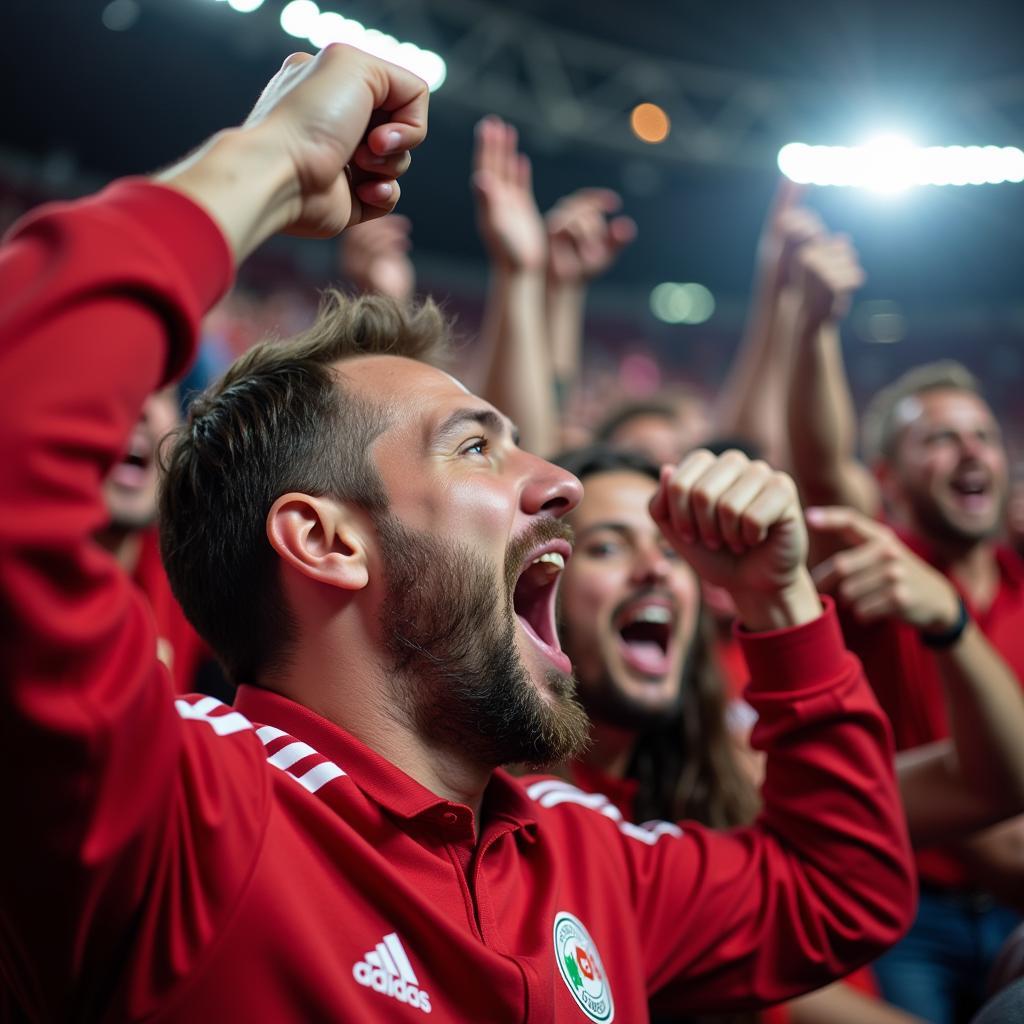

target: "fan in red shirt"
[785,218,1024,1022]
[95,384,211,695]
[0,46,915,1021]
[553,444,934,1024]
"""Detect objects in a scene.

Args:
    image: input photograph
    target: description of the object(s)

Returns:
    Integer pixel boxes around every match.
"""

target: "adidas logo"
[352,931,432,1015]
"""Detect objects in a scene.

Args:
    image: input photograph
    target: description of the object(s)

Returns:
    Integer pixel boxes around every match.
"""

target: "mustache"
[505,518,575,593]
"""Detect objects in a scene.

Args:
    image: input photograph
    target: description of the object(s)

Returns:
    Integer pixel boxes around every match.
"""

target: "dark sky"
[5,0,1024,316]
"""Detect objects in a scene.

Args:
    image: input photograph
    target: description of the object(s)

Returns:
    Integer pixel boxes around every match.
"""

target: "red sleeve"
[632,600,916,1013]
[0,182,268,1019]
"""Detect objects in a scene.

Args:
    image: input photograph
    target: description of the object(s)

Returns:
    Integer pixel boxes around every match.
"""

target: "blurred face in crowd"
[558,470,700,731]
[342,355,589,767]
[887,387,1008,545]
[102,387,179,531]
[607,404,708,468]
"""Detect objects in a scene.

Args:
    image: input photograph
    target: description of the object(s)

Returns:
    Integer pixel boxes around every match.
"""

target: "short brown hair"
[861,360,982,464]
[159,291,452,684]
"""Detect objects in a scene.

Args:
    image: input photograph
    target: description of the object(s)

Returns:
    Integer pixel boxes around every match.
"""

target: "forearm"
[546,280,586,394]
[787,317,878,514]
[712,270,794,465]
[787,981,926,1024]
[897,740,1015,846]
[730,570,822,632]
[157,126,295,265]
[479,269,559,455]
[938,623,1024,804]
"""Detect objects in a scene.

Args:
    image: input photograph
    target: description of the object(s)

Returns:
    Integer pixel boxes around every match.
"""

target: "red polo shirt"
[837,533,1024,887]
[0,179,914,1020]
[132,526,210,694]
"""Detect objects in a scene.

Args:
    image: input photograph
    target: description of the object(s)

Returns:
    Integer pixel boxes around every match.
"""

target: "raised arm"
[711,179,821,466]
[786,233,880,515]
[0,45,427,1017]
[472,115,559,455]
[545,187,635,396]
[632,451,915,1010]
[809,505,1024,825]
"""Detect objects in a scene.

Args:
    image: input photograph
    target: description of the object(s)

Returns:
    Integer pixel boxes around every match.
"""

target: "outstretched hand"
[757,178,825,288]
[806,506,961,631]
[650,449,819,630]
[546,188,636,286]
[472,115,547,274]
[793,234,866,330]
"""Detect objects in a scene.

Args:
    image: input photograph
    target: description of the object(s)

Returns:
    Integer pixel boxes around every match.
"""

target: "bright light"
[778,139,1024,188]
[630,103,670,144]
[280,0,319,38]
[227,0,264,11]
[650,283,715,325]
[275,4,446,91]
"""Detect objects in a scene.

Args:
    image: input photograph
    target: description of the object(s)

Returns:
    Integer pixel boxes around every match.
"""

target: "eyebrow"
[432,407,521,448]
[576,522,634,542]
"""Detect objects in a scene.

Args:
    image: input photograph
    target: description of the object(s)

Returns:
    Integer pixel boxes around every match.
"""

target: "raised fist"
[243,45,429,236]
[650,449,808,603]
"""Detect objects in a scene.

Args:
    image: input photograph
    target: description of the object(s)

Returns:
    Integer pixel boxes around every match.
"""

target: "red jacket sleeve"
[633,600,916,1012]
[0,182,267,1019]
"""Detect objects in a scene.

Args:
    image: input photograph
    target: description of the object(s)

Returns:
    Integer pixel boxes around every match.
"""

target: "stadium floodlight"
[779,137,1024,189]
[275,0,446,91]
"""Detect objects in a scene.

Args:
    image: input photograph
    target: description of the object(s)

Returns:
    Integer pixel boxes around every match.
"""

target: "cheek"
[560,570,616,644]
[402,474,515,543]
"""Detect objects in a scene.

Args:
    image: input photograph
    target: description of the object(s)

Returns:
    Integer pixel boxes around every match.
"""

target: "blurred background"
[5,0,1024,447]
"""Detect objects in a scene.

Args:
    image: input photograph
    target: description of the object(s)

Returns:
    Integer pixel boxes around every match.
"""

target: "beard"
[572,666,685,735]
[903,484,1005,548]
[374,512,590,770]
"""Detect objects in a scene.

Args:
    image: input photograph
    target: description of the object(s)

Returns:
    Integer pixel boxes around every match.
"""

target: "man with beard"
[0,45,914,1020]
[786,231,1024,1022]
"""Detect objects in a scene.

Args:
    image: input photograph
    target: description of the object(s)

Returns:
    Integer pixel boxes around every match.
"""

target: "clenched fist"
[650,449,820,631]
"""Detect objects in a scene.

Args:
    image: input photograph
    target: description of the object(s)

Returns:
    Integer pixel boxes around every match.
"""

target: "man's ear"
[266,492,369,592]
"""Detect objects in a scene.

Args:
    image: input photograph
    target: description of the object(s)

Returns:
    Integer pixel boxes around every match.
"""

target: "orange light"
[630,103,670,144]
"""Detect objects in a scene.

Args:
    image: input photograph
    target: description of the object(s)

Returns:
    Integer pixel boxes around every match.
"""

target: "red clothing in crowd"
[568,758,883,1024]
[839,532,1024,888]
[0,181,914,1020]
[132,526,209,694]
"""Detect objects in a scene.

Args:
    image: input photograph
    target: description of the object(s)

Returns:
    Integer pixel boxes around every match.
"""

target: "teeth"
[532,551,565,570]
[630,606,671,625]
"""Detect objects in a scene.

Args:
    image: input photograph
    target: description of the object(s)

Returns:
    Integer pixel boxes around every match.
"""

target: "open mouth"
[512,541,573,675]
[108,431,155,489]
[614,598,675,678]
[949,471,993,512]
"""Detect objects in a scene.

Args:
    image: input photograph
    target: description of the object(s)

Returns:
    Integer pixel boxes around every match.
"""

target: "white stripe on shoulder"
[174,695,253,737]
[526,778,684,845]
[257,727,348,794]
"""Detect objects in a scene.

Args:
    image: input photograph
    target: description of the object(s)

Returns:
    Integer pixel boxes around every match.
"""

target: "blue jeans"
[873,885,1022,1024]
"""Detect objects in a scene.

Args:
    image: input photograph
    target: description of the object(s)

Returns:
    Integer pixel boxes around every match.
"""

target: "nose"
[631,540,672,586]
[519,453,583,518]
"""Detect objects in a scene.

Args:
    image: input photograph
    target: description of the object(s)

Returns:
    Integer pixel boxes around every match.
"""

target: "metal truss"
[153,0,1024,169]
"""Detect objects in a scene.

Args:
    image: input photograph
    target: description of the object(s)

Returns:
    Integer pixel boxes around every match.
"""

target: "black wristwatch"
[920,595,970,649]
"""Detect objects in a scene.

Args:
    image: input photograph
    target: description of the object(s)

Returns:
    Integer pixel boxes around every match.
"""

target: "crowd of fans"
[2,43,1024,1023]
